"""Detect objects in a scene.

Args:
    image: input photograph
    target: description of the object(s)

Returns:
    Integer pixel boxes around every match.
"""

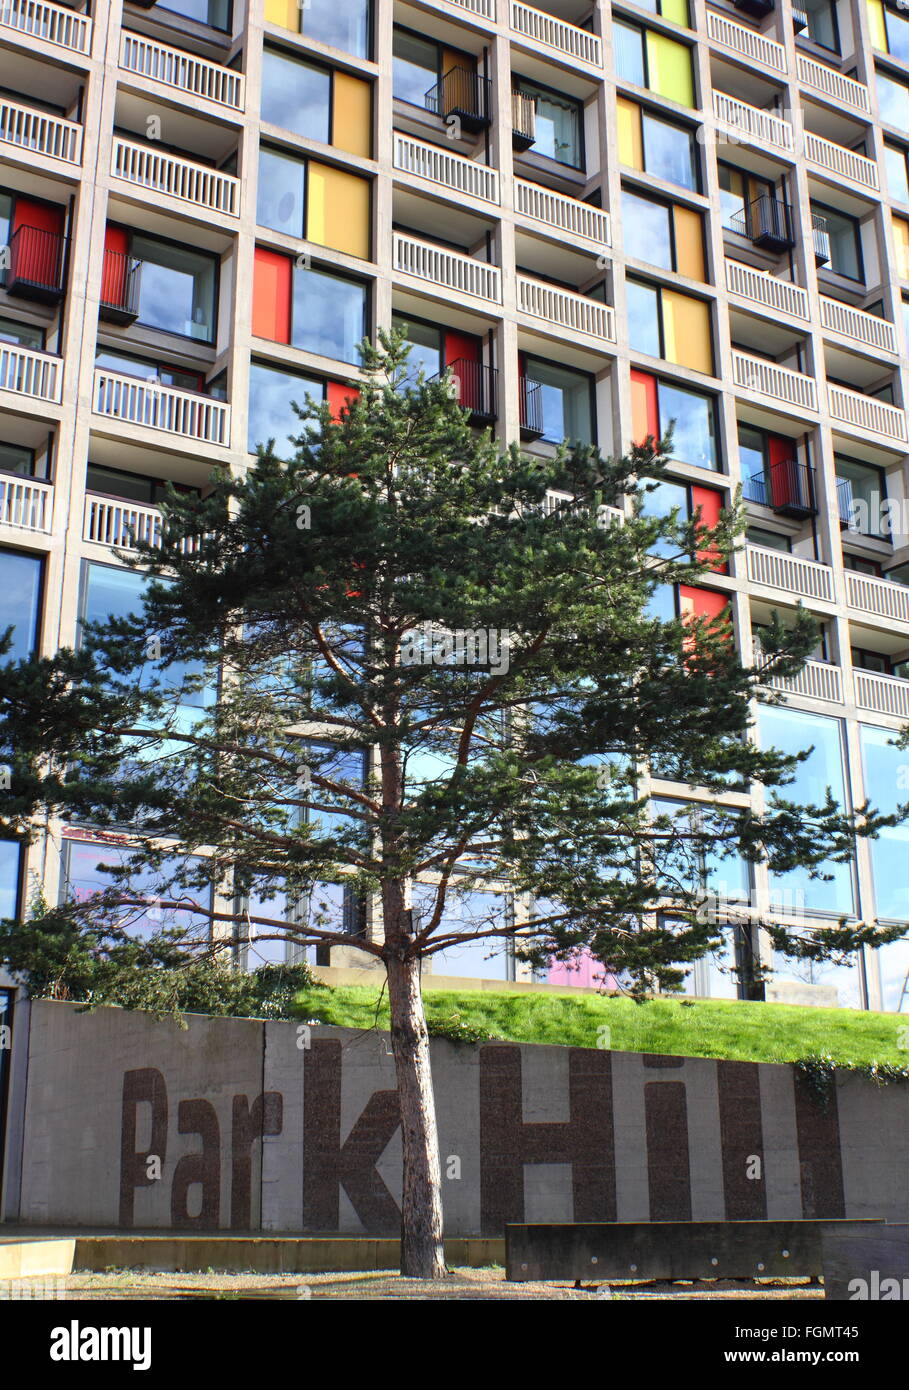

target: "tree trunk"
[385,950,447,1279]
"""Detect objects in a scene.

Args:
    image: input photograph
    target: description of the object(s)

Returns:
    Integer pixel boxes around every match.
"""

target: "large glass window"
[886,142,909,202]
[870,0,909,62]
[131,235,216,343]
[836,455,886,537]
[392,316,442,382]
[514,79,583,168]
[621,189,672,270]
[159,0,230,29]
[393,30,439,107]
[0,442,36,478]
[0,316,42,350]
[801,0,839,52]
[659,379,716,469]
[61,839,212,940]
[261,50,331,142]
[812,201,862,280]
[627,279,662,359]
[301,0,370,58]
[642,109,698,189]
[257,147,307,238]
[523,355,593,445]
[613,22,694,107]
[293,266,367,366]
[415,886,513,980]
[0,839,21,921]
[248,362,323,457]
[877,70,909,130]
[94,348,203,393]
[859,726,909,1003]
[0,549,41,662]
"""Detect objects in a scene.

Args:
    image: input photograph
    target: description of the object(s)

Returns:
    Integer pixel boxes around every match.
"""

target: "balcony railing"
[510,1,602,67]
[111,137,239,217]
[393,132,499,205]
[93,370,230,446]
[712,91,795,154]
[796,54,870,113]
[846,570,909,627]
[725,260,809,321]
[5,224,67,303]
[746,543,835,602]
[706,10,786,74]
[99,248,142,324]
[514,178,611,248]
[0,0,91,53]
[431,0,494,17]
[0,343,62,402]
[726,195,795,252]
[743,460,816,518]
[0,475,52,532]
[511,90,537,150]
[732,351,818,413]
[804,131,879,190]
[828,384,908,444]
[517,275,616,342]
[854,669,909,719]
[519,375,544,440]
[811,212,831,265]
[425,68,491,132]
[83,494,202,555]
[757,653,845,704]
[433,358,498,424]
[0,95,81,164]
[392,231,502,303]
[819,297,897,354]
[120,32,245,112]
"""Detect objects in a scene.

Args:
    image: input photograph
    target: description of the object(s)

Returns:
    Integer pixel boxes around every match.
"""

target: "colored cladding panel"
[661,291,712,375]
[767,435,793,470]
[12,197,64,288]
[264,0,299,28]
[13,198,62,237]
[661,0,689,26]
[679,585,728,621]
[327,380,359,420]
[252,246,292,342]
[631,368,658,443]
[101,223,129,308]
[306,163,371,259]
[444,330,481,366]
[672,204,704,281]
[894,217,909,280]
[332,72,372,159]
[867,0,888,51]
[617,97,643,169]
[645,32,694,108]
[690,485,726,573]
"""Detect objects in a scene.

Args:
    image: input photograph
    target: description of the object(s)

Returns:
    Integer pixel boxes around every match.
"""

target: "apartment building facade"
[1,0,909,1009]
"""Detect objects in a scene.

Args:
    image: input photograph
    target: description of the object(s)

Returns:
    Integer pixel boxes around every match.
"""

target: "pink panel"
[547,950,614,989]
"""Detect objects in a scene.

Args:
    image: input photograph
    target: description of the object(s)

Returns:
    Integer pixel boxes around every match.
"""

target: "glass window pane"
[803,0,838,51]
[248,362,322,457]
[658,380,717,469]
[814,204,861,279]
[392,317,441,382]
[301,0,370,58]
[516,80,582,168]
[393,31,437,107]
[886,7,909,63]
[160,0,230,27]
[627,279,661,357]
[641,111,697,189]
[131,236,216,342]
[257,148,307,238]
[642,476,687,557]
[886,144,909,202]
[292,266,367,365]
[417,887,512,980]
[0,316,42,349]
[261,50,331,142]
[0,839,20,920]
[0,549,41,661]
[61,840,212,940]
[0,442,34,477]
[877,72,909,131]
[614,21,645,85]
[646,580,677,621]
[523,356,592,445]
[621,189,672,269]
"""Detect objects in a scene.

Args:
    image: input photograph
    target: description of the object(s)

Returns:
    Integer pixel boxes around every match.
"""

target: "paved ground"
[2,1267,826,1300]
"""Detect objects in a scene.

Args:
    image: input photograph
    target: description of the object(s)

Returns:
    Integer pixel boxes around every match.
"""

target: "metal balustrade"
[726,194,796,252]
[759,656,845,704]
[93,370,230,446]
[511,90,537,149]
[746,544,835,602]
[0,0,90,52]
[846,571,909,627]
[425,68,491,132]
[111,137,239,217]
[517,275,615,341]
[520,375,544,440]
[432,359,498,423]
[514,178,610,247]
[706,9,786,73]
[510,1,602,66]
[828,384,908,444]
[0,343,62,401]
[393,133,499,204]
[84,494,202,554]
[712,91,795,153]
[0,475,52,532]
[6,224,67,303]
[428,0,494,17]
[0,95,81,164]
[725,260,809,320]
[804,131,879,190]
[854,669,909,719]
[120,32,245,111]
[732,351,818,412]
[392,232,502,303]
[819,297,897,354]
[797,54,870,112]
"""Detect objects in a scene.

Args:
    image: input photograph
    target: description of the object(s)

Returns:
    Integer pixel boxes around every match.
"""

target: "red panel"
[11,197,64,289]
[101,224,129,308]
[444,330,483,413]
[690,484,726,574]
[631,369,658,445]
[679,585,728,621]
[327,380,359,422]
[252,247,291,343]
[12,198,62,236]
[767,436,798,510]
[444,330,481,366]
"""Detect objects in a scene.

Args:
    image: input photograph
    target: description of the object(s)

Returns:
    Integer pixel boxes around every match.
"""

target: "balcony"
[732,350,818,413]
[99,248,142,325]
[432,0,495,16]
[757,653,845,704]
[0,95,82,166]
[796,55,870,114]
[0,475,52,533]
[846,570,909,628]
[854,669,909,720]
[828,385,908,446]
[743,460,817,519]
[706,10,786,75]
[425,68,491,134]
[519,375,544,440]
[819,298,897,355]
[392,133,500,205]
[811,212,831,265]
[746,543,835,602]
[5,225,67,304]
[803,132,879,192]
[93,369,230,446]
[510,1,603,68]
[392,231,502,304]
[712,92,794,155]
[83,494,202,555]
[0,343,62,403]
[726,195,796,253]
[517,275,616,343]
[111,137,240,218]
[120,32,245,113]
[433,359,498,424]
[514,179,610,250]
[725,260,809,322]
[511,90,537,151]
[0,0,91,54]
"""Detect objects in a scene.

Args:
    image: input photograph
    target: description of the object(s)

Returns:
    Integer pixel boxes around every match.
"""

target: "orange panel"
[327,380,359,421]
[630,368,659,445]
[252,247,291,343]
[679,585,728,621]
[690,485,726,573]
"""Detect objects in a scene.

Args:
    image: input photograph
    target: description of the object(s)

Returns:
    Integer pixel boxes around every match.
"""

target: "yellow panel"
[662,290,712,374]
[617,97,643,169]
[307,162,371,259]
[894,217,909,279]
[867,0,889,52]
[673,204,704,281]
[264,0,299,31]
[332,72,372,158]
[660,0,689,27]
[646,32,694,108]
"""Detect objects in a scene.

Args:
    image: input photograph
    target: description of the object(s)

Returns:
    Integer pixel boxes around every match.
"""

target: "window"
[0,442,37,478]
[513,78,583,168]
[627,278,713,374]
[718,164,778,238]
[0,839,21,921]
[265,0,371,59]
[85,464,199,507]
[613,22,694,107]
[617,98,699,190]
[522,355,594,445]
[738,424,802,508]
[836,455,886,537]
[248,362,324,457]
[94,349,204,393]
[159,0,230,29]
[886,142,909,202]
[61,839,212,940]
[620,187,704,279]
[640,474,726,567]
[812,201,862,280]
[896,218,909,279]
[631,369,718,470]
[0,549,41,662]
[128,233,216,343]
[0,316,43,350]
[393,30,439,107]
[876,70,909,130]
[261,50,371,157]
[393,317,441,381]
[634,0,689,24]
[801,0,840,52]
[414,886,513,980]
[252,249,368,365]
[256,148,371,259]
[868,0,909,62]
[859,726,909,928]
[747,526,790,552]
[650,798,751,905]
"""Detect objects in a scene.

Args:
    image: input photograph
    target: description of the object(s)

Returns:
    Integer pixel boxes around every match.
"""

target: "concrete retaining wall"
[2,1001,907,1235]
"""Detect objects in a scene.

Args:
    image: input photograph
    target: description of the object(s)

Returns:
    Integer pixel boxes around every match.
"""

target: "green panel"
[646,31,694,108]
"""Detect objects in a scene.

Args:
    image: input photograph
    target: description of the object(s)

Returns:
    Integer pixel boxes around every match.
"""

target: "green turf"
[293,982,909,1068]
